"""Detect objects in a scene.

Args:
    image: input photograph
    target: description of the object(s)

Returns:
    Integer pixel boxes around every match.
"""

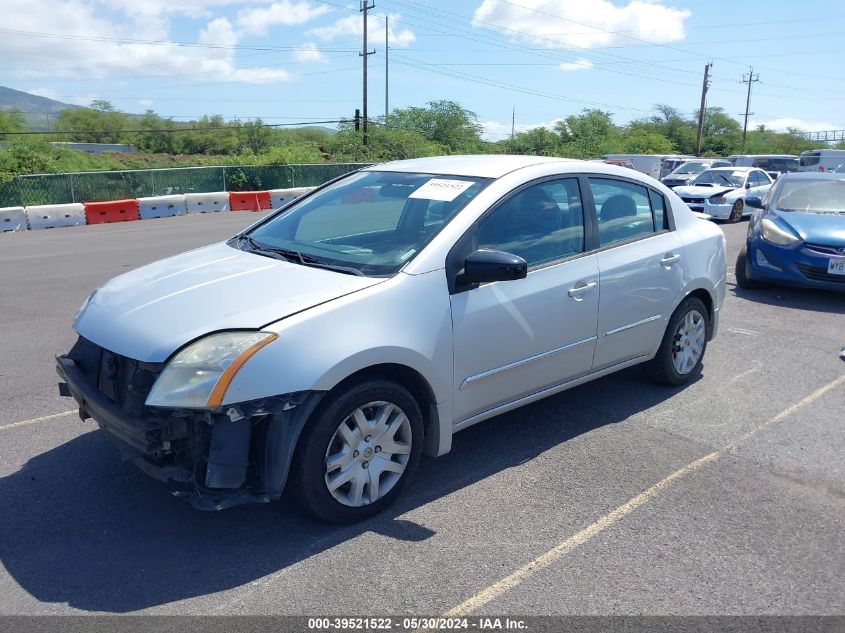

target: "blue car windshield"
[240,171,490,276]
[776,179,845,214]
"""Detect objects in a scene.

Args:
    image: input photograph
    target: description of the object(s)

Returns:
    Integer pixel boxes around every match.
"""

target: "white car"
[674,167,774,222]
[57,155,727,523]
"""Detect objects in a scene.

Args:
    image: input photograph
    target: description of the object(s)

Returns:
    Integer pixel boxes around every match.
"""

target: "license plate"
[828,259,845,276]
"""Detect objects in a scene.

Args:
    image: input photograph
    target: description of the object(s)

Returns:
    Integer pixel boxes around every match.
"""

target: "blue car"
[736,172,845,291]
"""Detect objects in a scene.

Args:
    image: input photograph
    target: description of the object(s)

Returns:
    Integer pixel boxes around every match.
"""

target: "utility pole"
[511,107,515,140]
[360,1,375,145]
[385,15,389,121]
[740,66,760,144]
[354,108,361,132]
[695,62,712,157]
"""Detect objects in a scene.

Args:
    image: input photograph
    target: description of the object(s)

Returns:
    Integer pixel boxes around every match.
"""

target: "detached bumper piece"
[55,336,317,510]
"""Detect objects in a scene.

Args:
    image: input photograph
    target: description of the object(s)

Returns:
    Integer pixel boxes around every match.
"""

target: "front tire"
[735,245,770,290]
[645,296,709,386]
[290,378,423,523]
[728,199,744,223]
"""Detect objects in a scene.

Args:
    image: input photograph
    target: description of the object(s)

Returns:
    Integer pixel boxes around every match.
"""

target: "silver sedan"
[58,155,727,522]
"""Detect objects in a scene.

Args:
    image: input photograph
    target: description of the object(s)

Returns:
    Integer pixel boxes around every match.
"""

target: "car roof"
[727,154,797,158]
[706,166,756,172]
[363,155,575,178]
[777,172,845,181]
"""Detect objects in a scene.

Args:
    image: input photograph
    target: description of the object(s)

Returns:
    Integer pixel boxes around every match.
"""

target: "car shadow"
[0,366,701,613]
[729,281,845,315]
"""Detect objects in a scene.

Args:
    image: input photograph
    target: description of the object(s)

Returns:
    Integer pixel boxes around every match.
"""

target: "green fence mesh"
[1,163,372,207]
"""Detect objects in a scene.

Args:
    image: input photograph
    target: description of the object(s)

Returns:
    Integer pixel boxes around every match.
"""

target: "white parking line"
[0,410,77,432]
[442,374,845,617]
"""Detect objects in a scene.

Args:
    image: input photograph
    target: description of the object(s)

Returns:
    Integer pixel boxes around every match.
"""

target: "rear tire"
[645,296,709,386]
[290,378,423,523]
[735,245,770,290]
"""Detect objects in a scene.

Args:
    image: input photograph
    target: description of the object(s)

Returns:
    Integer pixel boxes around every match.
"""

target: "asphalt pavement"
[0,212,843,616]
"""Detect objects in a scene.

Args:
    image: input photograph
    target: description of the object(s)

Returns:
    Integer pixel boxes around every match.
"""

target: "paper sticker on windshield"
[409,179,475,202]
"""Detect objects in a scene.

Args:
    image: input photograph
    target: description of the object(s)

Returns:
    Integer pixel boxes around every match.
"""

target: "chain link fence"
[0,163,373,207]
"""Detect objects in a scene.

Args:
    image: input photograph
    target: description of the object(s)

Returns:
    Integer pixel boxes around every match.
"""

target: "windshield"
[775,179,845,214]
[691,170,745,188]
[240,171,490,276]
[672,162,708,176]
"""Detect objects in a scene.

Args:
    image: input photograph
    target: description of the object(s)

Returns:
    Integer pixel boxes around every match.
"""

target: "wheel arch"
[682,286,716,340]
[316,361,448,459]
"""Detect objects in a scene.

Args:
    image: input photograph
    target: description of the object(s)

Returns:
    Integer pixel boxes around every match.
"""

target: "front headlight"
[760,218,799,246]
[709,195,726,204]
[146,331,277,409]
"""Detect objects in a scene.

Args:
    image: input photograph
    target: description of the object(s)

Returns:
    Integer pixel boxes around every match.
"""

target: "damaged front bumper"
[56,337,322,510]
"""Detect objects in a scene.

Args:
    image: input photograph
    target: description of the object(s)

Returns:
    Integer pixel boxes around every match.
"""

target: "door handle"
[568,281,597,298]
[661,253,681,266]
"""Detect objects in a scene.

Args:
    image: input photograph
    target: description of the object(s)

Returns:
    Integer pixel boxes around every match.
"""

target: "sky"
[0,0,842,141]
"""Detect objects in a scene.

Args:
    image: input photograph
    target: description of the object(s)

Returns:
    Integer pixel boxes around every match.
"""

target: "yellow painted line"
[444,374,845,617]
[0,410,77,432]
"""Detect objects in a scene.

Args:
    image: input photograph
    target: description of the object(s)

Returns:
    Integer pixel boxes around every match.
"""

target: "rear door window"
[590,178,658,247]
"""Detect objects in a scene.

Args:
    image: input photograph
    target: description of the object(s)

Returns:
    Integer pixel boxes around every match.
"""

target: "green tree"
[133,110,175,153]
[327,123,447,162]
[696,107,742,156]
[499,127,560,155]
[649,105,697,154]
[554,109,620,158]
[172,115,239,155]
[387,100,483,153]
[619,123,675,154]
[53,100,130,143]
[0,109,27,139]
[238,118,273,154]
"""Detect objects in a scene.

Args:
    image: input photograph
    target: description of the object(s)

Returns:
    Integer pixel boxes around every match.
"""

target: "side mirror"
[746,196,764,209]
[459,249,527,285]
[745,182,752,189]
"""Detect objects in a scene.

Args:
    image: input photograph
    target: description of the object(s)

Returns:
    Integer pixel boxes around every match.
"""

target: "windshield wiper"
[234,234,365,276]
[279,248,366,277]
[234,233,265,252]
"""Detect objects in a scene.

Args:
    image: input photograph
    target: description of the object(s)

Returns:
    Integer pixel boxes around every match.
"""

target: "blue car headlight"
[760,218,799,247]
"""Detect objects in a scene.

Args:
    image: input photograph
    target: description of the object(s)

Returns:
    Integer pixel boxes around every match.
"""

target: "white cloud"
[0,1,296,85]
[752,118,843,133]
[472,0,691,49]
[480,117,563,141]
[138,99,154,108]
[292,42,328,63]
[308,12,416,48]
[236,0,332,36]
[559,58,593,71]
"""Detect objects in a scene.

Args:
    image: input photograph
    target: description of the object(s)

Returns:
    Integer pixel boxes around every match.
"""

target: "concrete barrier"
[184,192,230,214]
[230,190,272,212]
[0,206,28,232]
[138,194,187,220]
[84,199,140,224]
[25,203,86,229]
[269,187,314,210]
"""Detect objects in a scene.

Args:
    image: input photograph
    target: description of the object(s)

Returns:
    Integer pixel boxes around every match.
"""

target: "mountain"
[0,85,81,131]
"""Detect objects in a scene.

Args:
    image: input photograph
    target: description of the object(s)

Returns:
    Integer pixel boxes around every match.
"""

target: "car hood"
[74,242,386,362]
[674,185,736,198]
[773,209,845,244]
